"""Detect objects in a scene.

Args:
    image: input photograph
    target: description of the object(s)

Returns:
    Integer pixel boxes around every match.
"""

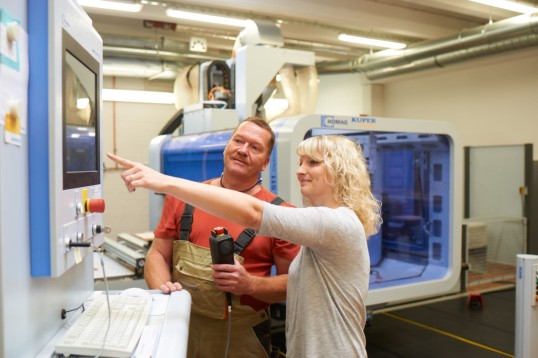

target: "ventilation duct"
[103,57,182,79]
[104,45,228,62]
[101,36,229,79]
[317,12,538,80]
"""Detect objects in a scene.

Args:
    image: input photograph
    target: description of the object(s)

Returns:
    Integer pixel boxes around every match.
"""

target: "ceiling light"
[77,98,90,109]
[470,0,538,13]
[78,0,142,12]
[338,34,407,50]
[166,8,248,27]
[103,89,175,104]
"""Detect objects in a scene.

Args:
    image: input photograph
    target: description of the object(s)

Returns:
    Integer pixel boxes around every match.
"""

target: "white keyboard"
[55,293,152,357]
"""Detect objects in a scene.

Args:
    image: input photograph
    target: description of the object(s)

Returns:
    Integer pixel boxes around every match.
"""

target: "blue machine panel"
[161,131,232,181]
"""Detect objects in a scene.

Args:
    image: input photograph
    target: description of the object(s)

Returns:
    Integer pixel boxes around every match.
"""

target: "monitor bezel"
[62,30,101,190]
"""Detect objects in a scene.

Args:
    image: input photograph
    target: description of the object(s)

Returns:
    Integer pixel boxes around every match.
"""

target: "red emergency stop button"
[213,227,225,236]
[86,198,105,213]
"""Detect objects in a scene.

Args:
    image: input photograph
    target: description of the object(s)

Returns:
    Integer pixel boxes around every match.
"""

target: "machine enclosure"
[150,114,463,307]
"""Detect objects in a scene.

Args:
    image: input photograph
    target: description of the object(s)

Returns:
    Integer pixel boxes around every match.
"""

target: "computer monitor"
[63,31,100,190]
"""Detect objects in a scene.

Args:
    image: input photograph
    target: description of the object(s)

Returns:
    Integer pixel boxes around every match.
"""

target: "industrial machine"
[148,21,463,307]
[29,0,106,277]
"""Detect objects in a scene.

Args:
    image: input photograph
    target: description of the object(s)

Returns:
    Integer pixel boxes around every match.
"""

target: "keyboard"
[55,293,152,357]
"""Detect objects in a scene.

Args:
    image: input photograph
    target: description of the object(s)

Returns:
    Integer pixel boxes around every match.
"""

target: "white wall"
[315,72,364,115]
[102,77,176,240]
[383,48,538,158]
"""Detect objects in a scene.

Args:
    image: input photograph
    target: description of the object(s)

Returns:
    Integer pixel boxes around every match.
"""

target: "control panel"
[28,0,105,277]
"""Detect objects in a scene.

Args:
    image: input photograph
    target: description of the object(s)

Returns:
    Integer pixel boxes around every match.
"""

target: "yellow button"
[81,188,88,214]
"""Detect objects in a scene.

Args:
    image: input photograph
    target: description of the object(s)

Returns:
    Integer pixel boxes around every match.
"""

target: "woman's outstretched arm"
[107,152,264,230]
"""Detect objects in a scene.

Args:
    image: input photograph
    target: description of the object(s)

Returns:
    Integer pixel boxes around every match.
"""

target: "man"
[145,116,300,357]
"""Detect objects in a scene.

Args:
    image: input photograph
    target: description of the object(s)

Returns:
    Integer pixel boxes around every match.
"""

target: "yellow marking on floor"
[382,312,514,357]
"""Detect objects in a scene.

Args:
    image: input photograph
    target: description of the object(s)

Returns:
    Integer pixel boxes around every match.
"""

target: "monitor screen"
[62,30,100,190]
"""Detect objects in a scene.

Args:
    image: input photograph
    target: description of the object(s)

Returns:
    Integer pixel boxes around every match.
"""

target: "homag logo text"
[321,116,349,127]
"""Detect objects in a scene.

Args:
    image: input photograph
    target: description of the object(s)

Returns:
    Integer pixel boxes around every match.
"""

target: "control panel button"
[86,198,105,213]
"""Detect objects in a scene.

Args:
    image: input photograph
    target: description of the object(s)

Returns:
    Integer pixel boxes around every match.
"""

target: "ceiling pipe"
[317,12,538,80]
[104,45,228,62]
[102,35,229,61]
[100,34,366,78]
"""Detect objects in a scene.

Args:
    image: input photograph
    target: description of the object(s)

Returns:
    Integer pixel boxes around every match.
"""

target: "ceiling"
[82,0,538,81]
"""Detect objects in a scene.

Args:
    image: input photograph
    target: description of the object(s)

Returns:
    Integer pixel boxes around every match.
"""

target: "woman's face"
[296,155,336,206]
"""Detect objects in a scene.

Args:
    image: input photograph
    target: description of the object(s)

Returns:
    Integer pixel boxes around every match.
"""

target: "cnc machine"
[149,21,463,307]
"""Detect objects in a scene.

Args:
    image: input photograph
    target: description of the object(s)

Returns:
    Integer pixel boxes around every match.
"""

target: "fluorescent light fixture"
[76,98,90,109]
[470,0,538,13]
[166,8,248,27]
[78,0,143,13]
[338,34,407,49]
[103,89,175,104]
[103,61,178,80]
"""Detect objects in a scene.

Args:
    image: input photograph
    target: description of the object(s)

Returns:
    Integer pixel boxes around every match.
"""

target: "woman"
[108,134,381,357]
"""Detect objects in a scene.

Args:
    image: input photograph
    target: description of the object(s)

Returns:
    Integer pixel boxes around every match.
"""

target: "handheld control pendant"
[210,227,234,265]
[210,227,234,313]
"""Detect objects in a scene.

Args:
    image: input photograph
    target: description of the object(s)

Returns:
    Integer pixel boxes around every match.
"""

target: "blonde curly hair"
[297,135,382,237]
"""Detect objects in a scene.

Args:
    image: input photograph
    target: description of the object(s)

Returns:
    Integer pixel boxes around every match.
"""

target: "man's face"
[223,121,271,179]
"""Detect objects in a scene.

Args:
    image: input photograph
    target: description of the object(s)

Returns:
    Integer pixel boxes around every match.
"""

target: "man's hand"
[159,281,183,294]
[211,259,255,296]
